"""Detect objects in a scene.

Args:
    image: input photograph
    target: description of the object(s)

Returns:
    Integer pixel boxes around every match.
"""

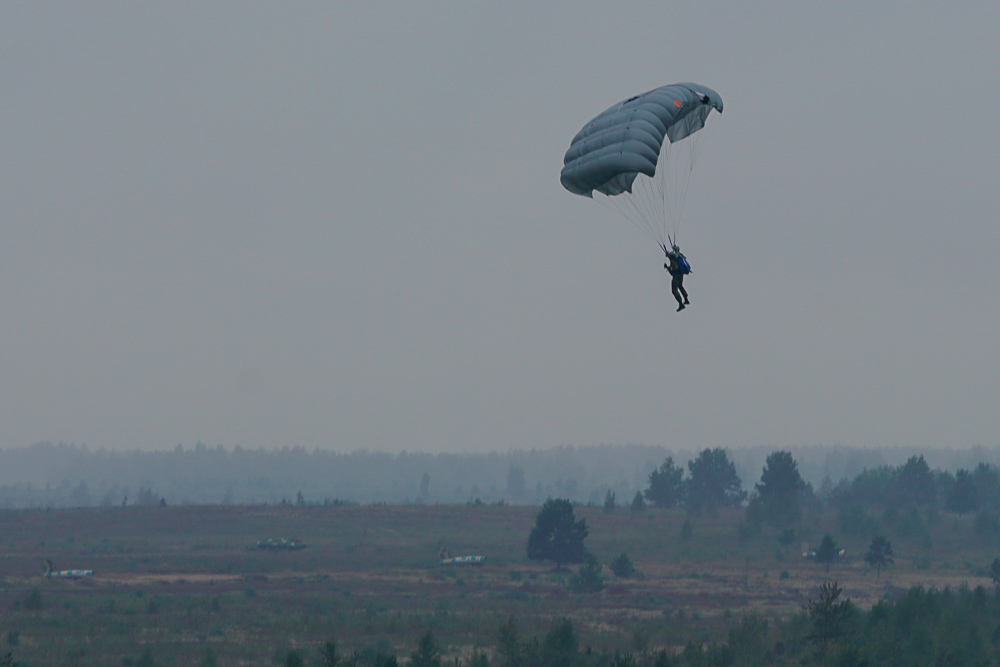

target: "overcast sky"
[1,2,998,453]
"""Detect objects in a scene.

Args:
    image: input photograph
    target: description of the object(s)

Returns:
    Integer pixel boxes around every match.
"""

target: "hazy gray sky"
[2,2,998,453]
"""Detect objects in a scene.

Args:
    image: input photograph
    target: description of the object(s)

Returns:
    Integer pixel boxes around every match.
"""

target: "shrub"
[568,554,604,593]
[410,632,441,667]
[610,553,635,578]
[630,492,645,513]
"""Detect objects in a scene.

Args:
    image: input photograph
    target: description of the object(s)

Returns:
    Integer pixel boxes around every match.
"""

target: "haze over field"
[5,442,1000,508]
[2,3,998,453]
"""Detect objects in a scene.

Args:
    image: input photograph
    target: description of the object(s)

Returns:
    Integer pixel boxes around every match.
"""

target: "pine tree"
[603,490,616,513]
[815,534,839,573]
[569,553,604,593]
[687,449,746,513]
[630,491,645,513]
[645,457,686,508]
[864,535,894,579]
[527,499,588,569]
[754,451,807,527]
[410,631,441,667]
[806,581,855,655]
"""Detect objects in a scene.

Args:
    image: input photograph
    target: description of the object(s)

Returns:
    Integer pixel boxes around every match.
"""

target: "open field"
[1,503,998,665]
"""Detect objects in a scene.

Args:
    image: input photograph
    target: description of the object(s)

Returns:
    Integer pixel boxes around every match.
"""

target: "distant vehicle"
[43,559,93,578]
[801,549,846,559]
[257,538,306,551]
[438,548,485,566]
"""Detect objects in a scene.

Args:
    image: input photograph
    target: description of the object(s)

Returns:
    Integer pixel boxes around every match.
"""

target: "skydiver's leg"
[678,278,689,304]
[672,276,686,311]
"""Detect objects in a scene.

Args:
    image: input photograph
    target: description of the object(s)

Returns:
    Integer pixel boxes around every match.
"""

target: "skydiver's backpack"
[676,254,691,275]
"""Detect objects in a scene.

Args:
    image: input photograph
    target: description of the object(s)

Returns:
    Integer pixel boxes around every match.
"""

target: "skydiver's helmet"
[672,245,680,253]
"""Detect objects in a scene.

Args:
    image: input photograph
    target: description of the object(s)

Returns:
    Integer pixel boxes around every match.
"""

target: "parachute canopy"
[560,83,723,249]
[561,83,722,198]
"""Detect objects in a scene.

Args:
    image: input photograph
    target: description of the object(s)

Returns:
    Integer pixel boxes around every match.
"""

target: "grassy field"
[1,502,998,665]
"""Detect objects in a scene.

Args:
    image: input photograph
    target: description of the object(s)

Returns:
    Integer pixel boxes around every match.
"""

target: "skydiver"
[663,244,691,312]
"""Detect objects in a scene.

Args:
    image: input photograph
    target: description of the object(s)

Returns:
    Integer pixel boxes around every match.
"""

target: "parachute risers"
[662,239,692,275]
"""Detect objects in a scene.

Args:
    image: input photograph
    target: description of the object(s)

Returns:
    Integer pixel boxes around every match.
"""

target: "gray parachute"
[560,83,723,198]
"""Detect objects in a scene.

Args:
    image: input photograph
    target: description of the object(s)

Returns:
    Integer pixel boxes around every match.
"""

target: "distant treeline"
[1,441,1000,509]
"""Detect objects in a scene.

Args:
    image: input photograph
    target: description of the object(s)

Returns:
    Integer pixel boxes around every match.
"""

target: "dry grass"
[0,502,996,664]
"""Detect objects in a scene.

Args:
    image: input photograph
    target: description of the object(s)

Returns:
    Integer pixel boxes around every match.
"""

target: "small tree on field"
[318,640,358,667]
[542,618,579,667]
[864,535,894,580]
[496,616,523,667]
[527,498,588,570]
[568,553,604,593]
[807,581,854,655]
[410,631,442,667]
[468,653,490,667]
[603,490,616,513]
[815,534,839,573]
[318,642,339,667]
[629,491,645,513]
[611,655,636,667]
[610,552,635,578]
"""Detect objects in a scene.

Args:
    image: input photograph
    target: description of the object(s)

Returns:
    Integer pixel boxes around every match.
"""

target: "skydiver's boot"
[676,303,685,312]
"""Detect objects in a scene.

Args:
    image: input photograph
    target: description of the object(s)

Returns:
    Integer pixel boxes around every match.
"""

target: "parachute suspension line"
[656,143,673,245]
[667,141,686,243]
[626,177,657,243]
[588,121,715,254]
[597,194,657,246]
[616,194,659,247]
[598,128,710,253]
[669,129,709,243]
[599,176,662,248]
[623,179,656,238]
[630,168,668,248]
